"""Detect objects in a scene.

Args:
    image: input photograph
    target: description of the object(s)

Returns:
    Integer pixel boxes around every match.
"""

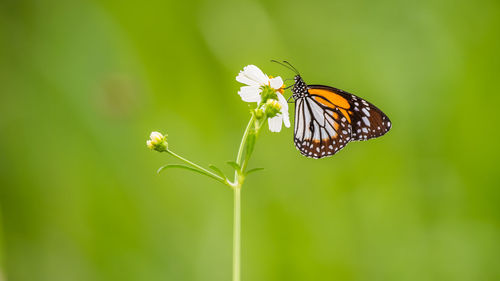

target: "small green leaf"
[157,164,205,175]
[208,164,226,179]
[157,164,224,184]
[245,167,264,175]
[227,161,241,172]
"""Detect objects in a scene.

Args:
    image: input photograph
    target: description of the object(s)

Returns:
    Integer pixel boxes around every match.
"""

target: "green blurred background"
[1,0,499,280]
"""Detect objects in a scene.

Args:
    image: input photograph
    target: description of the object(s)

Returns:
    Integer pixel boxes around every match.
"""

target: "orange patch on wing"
[339,108,352,123]
[313,96,335,108]
[309,89,350,109]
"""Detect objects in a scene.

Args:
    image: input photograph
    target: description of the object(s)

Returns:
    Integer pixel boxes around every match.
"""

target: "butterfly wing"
[307,85,391,141]
[294,96,352,158]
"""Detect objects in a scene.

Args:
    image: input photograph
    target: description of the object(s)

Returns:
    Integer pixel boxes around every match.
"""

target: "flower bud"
[265,99,282,118]
[255,108,265,119]
[147,131,168,152]
[150,131,164,143]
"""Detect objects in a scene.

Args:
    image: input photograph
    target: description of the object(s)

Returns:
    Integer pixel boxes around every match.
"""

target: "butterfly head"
[292,75,308,100]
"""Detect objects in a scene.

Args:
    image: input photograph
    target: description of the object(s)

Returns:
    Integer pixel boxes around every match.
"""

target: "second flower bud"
[265,99,282,118]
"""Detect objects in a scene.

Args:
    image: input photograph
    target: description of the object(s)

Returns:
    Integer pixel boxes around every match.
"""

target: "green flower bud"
[265,99,282,118]
[147,131,168,152]
[255,108,265,119]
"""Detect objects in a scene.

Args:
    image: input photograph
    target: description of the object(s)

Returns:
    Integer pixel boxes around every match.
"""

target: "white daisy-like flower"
[236,65,290,132]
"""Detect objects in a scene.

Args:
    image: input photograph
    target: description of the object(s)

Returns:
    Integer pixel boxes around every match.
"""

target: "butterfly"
[273,61,392,159]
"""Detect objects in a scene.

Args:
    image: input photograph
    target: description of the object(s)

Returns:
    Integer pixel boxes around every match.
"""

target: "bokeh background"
[1,0,499,280]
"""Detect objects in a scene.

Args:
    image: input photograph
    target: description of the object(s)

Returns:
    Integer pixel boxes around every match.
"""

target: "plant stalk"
[231,114,258,281]
[232,186,241,281]
[235,114,256,179]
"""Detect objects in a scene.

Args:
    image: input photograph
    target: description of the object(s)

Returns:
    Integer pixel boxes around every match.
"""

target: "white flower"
[236,65,290,132]
[236,65,284,103]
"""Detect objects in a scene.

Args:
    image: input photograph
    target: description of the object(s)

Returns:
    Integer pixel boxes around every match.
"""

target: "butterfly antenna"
[283,61,300,75]
[271,60,299,75]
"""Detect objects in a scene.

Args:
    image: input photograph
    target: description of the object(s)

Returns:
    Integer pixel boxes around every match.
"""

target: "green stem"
[232,187,241,281]
[235,114,256,175]
[240,116,267,173]
[230,114,257,281]
[166,149,227,185]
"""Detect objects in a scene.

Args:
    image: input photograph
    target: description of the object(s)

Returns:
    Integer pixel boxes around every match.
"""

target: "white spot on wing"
[362,116,371,126]
[362,108,370,117]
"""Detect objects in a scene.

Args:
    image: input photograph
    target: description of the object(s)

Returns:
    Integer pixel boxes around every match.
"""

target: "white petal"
[276,93,290,128]
[236,65,268,86]
[268,115,283,132]
[243,65,269,84]
[277,92,288,112]
[236,73,259,86]
[238,85,261,103]
[269,76,284,90]
[282,113,290,128]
